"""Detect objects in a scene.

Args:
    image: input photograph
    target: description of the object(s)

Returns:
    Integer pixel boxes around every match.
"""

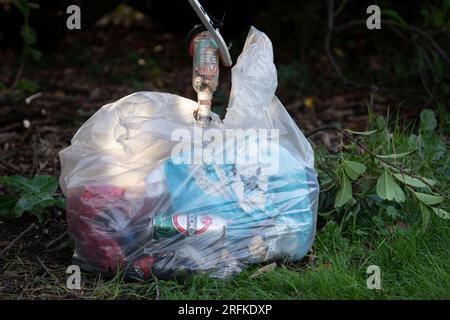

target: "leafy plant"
[0,175,65,223]
[317,108,449,236]
[1,0,42,98]
[12,0,41,61]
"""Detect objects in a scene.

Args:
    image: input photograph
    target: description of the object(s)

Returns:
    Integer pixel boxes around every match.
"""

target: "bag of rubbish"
[59,27,319,279]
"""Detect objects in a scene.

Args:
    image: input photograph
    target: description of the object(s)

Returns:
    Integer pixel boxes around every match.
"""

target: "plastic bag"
[59,27,319,279]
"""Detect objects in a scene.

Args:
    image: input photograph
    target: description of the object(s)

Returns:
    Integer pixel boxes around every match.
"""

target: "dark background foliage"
[0,0,449,300]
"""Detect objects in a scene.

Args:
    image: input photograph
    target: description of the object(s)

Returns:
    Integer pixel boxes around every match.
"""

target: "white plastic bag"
[59,27,319,279]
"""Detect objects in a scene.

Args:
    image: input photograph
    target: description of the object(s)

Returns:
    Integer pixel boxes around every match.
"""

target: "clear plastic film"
[59,27,319,279]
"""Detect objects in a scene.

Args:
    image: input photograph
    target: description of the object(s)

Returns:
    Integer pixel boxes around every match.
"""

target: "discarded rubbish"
[59,25,319,279]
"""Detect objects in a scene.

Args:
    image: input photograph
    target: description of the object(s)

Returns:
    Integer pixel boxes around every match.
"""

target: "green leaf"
[420,204,432,232]
[29,48,42,61]
[30,208,45,223]
[392,183,406,203]
[376,170,391,200]
[376,170,405,203]
[414,192,444,205]
[0,175,35,193]
[384,9,408,27]
[12,0,31,17]
[0,175,58,195]
[342,160,366,180]
[344,128,383,136]
[432,207,450,220]
[54,197,66,210]
[15,194,54,218]
[393,173,434,188]
[0,195,18,219]
[334,172,353,208]
[16,79,39,93]
[420,109,437,132]
[355,229,368,236]
[386,205,400,219]
[377,150,417,159]
[32,175,58,195]
[20,26,37,45]
[408,134,419,149]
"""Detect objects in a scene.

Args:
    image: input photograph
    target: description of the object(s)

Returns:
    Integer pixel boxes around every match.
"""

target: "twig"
[325,0,362,87]
[316,159,340,186]
[334,19,450,65]
[0,123,22,134]
[37,256,61,285]
[25,92,42,105]
[11,56,26,90]
[0,223,35,258]
[29,135,38,179]
[342,131,450,203]
[417,45,440,107]
[307,125,341,138]
[150,269,160,300]
[0,161,21,174]
[45,230,68,249]
[326,16,449,90]
[17,266,44,300]
[307,126,450,203]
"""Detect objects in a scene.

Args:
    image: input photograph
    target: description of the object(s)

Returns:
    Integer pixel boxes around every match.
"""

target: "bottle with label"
[191,31,219,127]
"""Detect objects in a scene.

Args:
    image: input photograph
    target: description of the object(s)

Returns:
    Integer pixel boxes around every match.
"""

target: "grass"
[7,219,446,300]
[1,106,449,300]
[58,108,450,300]
[154,221,450,300]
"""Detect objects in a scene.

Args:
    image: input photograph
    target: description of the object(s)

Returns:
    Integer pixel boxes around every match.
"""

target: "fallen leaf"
[250,262,277,279]
[304,97,315,109]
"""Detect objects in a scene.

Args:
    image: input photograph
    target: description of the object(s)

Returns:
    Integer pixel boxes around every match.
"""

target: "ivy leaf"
[334,172,353,208]
[0,195,18,219]
[393,173,435,189]
[15,194,54,218]
[343,160,366,180]
[0,175,35,193]
[31,175,58,195]
[30,208,45,224]
[414,192,444,206]
[432,207,450,220]
[0,175,58,195]
[376,170,405,202]
[54,197,66,210]
[1,175,60,223]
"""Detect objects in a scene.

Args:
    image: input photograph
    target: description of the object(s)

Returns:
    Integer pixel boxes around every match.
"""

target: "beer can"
[152,212,227,239]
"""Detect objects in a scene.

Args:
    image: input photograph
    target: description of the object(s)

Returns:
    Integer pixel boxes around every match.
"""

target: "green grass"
[66,107,449,300]
[2,109,449,300]
[12,219,446,300]
[155,221,450,300]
